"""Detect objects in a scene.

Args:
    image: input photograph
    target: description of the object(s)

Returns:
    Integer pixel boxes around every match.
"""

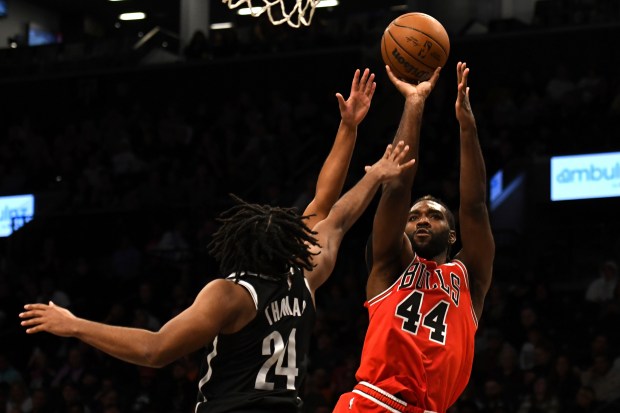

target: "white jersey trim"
[367,271,406,306]
[358,381,407,406]
[352,390,402,413]
[226,274,259,310]
[198,336,218,388]
[449,259,478,327]
[303,277,312,295]
[195,336,219,411]
[351,385,438,413]
[368,253,421,306]
[450,259,470,289]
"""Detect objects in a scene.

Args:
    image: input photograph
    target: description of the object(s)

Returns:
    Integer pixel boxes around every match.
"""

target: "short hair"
[207,194,320,279]
[411,195,456,230]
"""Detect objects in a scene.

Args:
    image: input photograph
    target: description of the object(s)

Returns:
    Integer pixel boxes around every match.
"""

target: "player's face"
[405,200,454,259]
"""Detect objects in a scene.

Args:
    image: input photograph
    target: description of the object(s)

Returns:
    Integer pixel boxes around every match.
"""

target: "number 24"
[255,329,298,390]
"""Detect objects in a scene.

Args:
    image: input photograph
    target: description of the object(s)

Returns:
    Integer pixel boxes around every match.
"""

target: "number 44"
[396,291,449,344]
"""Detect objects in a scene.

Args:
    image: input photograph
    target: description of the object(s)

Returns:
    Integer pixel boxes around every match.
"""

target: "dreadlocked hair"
[207,194,320,279]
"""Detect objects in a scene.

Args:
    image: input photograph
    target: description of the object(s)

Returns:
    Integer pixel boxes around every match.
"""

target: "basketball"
[381,12,450,83]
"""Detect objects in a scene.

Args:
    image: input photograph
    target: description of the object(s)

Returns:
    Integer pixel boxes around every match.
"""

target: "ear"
[448,230,457,245]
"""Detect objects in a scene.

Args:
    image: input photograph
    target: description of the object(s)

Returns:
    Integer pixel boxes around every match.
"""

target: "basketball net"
[222,0,321,28]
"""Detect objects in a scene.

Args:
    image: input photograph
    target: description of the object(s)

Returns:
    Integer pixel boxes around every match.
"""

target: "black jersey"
[195,268,316,413]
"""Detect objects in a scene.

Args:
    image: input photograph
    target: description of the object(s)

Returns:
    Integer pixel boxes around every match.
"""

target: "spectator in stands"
[580,353,620,404]
[5,380,33,413]
[517,376,560,413]
[565,385,598,413]
[585,260,618,303]
[0,353,23,386]
[548,354,583,410]
[25,348,56,391]
[50,346,90,389]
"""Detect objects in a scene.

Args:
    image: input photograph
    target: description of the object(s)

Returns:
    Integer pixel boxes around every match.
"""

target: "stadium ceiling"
[26,0,407,39]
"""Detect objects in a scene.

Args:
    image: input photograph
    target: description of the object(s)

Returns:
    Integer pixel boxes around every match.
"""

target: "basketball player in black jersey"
[19,68,376,411]
[20,139,416,413]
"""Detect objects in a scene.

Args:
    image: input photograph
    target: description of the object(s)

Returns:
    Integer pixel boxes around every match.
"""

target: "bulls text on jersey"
[398,261,461,306]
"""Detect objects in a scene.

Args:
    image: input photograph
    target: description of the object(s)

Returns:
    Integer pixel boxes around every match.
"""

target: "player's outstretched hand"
[337,68,377,127]
[20,301,78,337]
[455,61,475,128]
[365,140,416,182]
[385,65,441,101]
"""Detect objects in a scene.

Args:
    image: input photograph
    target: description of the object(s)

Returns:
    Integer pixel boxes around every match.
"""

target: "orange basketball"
[381,12,450,83]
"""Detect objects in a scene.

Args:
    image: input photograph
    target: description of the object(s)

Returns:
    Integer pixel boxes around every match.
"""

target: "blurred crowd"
[1,11,620,413]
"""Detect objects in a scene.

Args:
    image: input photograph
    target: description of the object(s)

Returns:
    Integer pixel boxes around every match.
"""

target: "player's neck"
[418,250,449,265]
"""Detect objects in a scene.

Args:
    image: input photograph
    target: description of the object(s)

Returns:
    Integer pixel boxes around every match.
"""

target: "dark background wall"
[1,3,620,412]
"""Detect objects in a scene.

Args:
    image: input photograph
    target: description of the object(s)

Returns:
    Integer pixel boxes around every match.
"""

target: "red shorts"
[332,382,436,413]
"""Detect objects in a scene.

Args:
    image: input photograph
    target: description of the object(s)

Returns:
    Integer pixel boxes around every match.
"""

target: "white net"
[222,0,321,28]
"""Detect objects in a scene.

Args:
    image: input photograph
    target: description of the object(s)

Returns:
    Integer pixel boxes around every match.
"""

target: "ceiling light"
[119,12,146,21]
[210,22,234,30]
[236,7,264,16]
[390,4,408,11]
[317,0,339,7]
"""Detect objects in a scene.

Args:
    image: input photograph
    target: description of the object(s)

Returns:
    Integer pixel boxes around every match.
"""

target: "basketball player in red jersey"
[333,62,495,413]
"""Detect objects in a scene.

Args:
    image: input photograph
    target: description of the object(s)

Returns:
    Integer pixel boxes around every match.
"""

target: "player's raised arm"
[366,66,440,299]
[305,141,415,292]
[303,68,376,230]
[452,62,495,319]
[19,279,248,368]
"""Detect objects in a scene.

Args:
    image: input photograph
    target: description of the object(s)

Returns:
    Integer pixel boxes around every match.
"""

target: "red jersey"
[355,254,478,413]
